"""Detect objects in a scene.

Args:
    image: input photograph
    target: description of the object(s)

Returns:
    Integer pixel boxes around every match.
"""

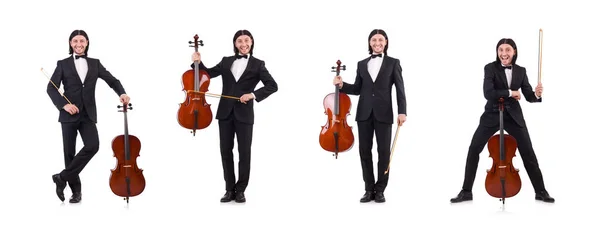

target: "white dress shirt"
[73,54,88,82]
[368,53,384,81]
[230,54,255,99]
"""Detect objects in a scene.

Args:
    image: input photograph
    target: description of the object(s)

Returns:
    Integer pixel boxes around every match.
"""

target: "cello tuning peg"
[128,103,133,107]
[117,105,122,108]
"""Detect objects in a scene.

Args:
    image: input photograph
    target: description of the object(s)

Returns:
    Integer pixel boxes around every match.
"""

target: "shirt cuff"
[251,93,256,99]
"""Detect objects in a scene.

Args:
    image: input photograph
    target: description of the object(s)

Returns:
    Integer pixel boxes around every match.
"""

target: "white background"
[1,0,598,226]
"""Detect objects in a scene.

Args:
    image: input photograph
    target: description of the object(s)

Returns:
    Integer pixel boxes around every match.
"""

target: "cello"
[109,103,145,203]
[319,60,354,159]
[484,98,521,204]
[178,34,213,136]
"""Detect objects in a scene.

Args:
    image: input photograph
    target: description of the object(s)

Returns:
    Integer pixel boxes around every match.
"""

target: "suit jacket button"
[82,85,85,87]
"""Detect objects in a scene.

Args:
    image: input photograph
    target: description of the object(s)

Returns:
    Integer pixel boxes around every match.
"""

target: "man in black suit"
[191,30,278,203]
[450,38,555,203]
[333,29,407,203]
[47,30,130,203]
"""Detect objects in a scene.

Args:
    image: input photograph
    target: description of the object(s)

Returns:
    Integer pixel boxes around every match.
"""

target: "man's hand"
[63,104,79,115]
[397,114,406,126]
[535,83,543,97]
[333,76,343,88]
[510,90,521,100]
[240,93,254,104]
[192,52,201,62]
[120,94,130,105]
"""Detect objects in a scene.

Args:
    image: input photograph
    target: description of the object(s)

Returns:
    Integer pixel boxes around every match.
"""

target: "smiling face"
[70,35,88,55]
[235,35,252,55]
[370,34,387,54]
[497,44,515,66]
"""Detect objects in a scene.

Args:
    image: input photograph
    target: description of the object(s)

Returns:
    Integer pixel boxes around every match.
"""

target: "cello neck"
[498,98,505,161]
[331,60,346,116]
[190,34,203,92]
[334,74,340,115]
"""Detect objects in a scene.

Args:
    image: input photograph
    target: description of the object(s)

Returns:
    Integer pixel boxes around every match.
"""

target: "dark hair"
[233,30,254,55]
[495,38,518,65]
[368,29,388,55]
[68,30,89,55]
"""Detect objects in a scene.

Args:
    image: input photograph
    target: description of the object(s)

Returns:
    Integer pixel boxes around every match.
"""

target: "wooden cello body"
[485,98,521,203]
[109,103,145,203]
[319,60,354,158]
[177,34,212,136]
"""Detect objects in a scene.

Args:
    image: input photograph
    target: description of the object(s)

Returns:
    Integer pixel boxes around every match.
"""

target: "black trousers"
[357,112,392,193]
[461,112,547,193]
[58,110,100,193]
[218,113,253,193]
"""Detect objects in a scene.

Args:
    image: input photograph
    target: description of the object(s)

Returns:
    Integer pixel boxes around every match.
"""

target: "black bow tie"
[235,54,248,59]
[75,55,86,59]
[502,65,512,70]
[371,54,382,58]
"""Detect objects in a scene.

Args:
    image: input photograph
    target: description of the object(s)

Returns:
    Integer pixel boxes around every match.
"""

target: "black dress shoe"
[235,192,246,203]
[360,191,375,203]
[374,192,386,203]
[69,192,82,203]
[52,174,67,202]
[450,190,472,203]
[535,190,555,203]
[220,191,235,202]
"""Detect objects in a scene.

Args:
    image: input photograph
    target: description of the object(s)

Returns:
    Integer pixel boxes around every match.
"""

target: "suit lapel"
[360,59,373,83]
[497,63,509,88]
[237,56,254,82]
[223,57,235,80]
[509,66,520,90]
[82,59,92,84]
[66,57,83,84]
[373,56,391,83]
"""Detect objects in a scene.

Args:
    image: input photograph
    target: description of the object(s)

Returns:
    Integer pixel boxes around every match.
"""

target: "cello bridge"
[123,165,132,168]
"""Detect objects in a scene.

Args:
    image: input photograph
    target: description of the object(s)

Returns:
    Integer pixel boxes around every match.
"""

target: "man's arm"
[252,60,278,102]
[97,60,126,96]
[191,57,224,79]
[483,65,510,101]
[393,59,406,115]
[520,68,542,103]
[47,61,68,110]
[339,62,362,95]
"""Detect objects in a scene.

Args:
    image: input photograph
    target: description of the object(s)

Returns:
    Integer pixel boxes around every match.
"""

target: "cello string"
[40,67,72,104]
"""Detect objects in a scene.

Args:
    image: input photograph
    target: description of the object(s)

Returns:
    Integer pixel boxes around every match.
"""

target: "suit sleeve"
[47,61,68,110]
[97,60,126,96]
[520,68,542,102]
[253,60,278,102]
[393,59,407,115]
[483,65,510,101]
[339,62,362,95]
[191,57,224,78]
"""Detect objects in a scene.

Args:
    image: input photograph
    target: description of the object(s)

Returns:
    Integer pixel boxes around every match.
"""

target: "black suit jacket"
[339,55,406,124]
[47,56,126,123]
[193,55,278,124]
[479,61,541,128]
